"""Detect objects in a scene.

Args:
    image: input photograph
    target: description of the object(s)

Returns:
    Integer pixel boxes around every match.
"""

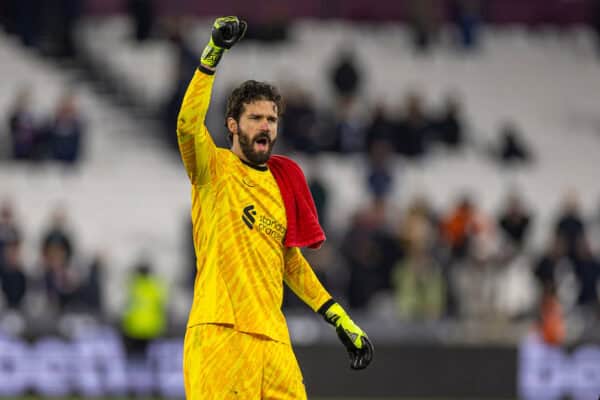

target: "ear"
[226,117,238,135]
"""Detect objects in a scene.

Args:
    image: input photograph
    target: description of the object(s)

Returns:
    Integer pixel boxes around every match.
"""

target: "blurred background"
[1,0,600,399]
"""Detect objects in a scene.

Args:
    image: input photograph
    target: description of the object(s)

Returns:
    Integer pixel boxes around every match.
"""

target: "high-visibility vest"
[122,275,166,339]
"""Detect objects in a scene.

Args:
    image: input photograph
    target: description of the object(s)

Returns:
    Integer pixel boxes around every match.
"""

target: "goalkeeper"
[178,16,373,399]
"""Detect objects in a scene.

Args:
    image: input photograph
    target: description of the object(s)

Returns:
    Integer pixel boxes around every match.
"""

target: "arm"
[284,247,374,370]
[176,69,218,186]
[176,16,247,185]
[283,247,332,312]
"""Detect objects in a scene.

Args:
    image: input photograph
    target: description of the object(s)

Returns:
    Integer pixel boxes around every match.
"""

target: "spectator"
[555,192,586,262]
[42,206,74,264]
[43,241,80,311]
[494,122,532,165]
[398,196,437,256]
[341,199,400,309]
[78,254,104,315]
[408,0,441,53]
[534,235,567,291]
[365,103,396,154]
[497,192,532,249]
[392,245,445,320]
[366,141,394,199]
[121,262,167,358]
[572,237,600,310]
[329,50,362,101]
[432,93,465,149]
[494,244,537,319]
[0,239,27,310]
[396,92,432,158]
[329,98,366,153]
[441,195,487,262]
[452,237,497,319]
[450,0,483,50]
[8,86,37,160]
[537,283,565,346]
[281,86,322,153]
[46,92,85,166]
[341,210,379,309]
[0,200,21,265]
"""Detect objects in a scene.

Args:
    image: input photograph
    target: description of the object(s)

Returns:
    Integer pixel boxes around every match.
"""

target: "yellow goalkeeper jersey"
[177,69,331,344]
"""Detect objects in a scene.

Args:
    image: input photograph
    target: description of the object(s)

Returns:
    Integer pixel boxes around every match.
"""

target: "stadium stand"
[0,30,190,319]
[75,17,600,244]
[2,17,600,337]
[3,7,600,398]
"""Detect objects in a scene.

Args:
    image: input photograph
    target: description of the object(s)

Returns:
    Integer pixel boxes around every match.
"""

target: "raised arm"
[176,70,218,186]
[176,17,247,185]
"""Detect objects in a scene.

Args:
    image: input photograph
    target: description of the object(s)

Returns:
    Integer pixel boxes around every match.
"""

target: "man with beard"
[177,17,373,400]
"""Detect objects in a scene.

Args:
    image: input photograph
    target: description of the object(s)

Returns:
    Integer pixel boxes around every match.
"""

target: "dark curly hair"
[225,80,284,143]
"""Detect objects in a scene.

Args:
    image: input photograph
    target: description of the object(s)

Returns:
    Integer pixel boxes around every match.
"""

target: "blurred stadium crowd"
[1,0,600,352]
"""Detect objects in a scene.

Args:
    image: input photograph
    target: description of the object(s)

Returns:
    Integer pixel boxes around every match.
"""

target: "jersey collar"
[240,158,268,172]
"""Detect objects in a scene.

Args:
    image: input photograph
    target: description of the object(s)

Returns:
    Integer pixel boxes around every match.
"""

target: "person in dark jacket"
[0,239,27,310]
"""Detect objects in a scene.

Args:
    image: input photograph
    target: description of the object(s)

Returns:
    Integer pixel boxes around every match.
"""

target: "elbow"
[176,110,192,136]
[177,108,201,136]
[176,117,187,137]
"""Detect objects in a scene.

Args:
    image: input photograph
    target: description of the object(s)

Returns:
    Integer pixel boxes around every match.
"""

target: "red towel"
[267,155,325,249]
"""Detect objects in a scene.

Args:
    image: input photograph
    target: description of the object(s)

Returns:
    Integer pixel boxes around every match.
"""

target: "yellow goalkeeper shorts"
[183,323,307,399]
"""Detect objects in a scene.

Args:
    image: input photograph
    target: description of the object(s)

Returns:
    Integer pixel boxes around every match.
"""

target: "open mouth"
[254,137,269,151]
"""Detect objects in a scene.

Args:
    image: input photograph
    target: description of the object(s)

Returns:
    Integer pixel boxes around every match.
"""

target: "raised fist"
[211,16,247,49]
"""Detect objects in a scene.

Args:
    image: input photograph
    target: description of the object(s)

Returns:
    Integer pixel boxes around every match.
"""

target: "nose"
[260,120,270,131]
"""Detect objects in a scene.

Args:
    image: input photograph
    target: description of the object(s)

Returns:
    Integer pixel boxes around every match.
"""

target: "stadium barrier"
[1,328,598,398]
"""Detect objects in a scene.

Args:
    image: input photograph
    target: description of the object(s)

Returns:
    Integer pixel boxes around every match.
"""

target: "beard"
[238,127,276,165]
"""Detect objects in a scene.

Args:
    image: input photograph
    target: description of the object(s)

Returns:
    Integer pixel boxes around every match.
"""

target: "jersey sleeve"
[283,247,332,312]
[176,68,218,186]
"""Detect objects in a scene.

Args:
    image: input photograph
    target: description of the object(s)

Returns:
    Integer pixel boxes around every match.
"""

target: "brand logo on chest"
[241,204,286,242]
[242,205,257,229]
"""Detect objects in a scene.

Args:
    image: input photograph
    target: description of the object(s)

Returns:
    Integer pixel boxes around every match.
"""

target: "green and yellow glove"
[200,16,247,69]
[319,300,374,370]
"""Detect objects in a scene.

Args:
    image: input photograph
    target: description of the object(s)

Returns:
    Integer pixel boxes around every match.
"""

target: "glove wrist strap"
[317,298,336,317]
[200,40,225,69]
[319,300,349,327]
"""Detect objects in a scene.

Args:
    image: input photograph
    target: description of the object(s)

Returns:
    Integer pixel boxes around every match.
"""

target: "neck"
[231,143,248,163]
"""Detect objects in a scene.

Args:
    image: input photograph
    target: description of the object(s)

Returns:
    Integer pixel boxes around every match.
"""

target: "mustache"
[253,132,271,142]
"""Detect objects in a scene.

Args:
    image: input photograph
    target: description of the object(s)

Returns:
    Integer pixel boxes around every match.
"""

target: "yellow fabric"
[177,69,331,344]
[183,324,306,400]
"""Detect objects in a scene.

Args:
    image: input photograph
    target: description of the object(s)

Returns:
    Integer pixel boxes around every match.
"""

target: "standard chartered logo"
[257,214,286,241]
[242,205,256,229]
[241,204,286,241]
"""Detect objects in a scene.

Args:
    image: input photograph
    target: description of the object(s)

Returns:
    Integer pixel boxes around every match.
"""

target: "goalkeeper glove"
[200,16,247,69]
[319,300,374,370]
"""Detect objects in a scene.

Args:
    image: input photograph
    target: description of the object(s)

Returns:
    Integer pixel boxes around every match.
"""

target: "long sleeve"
[284,247,332,312]
[176,69,218,186]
